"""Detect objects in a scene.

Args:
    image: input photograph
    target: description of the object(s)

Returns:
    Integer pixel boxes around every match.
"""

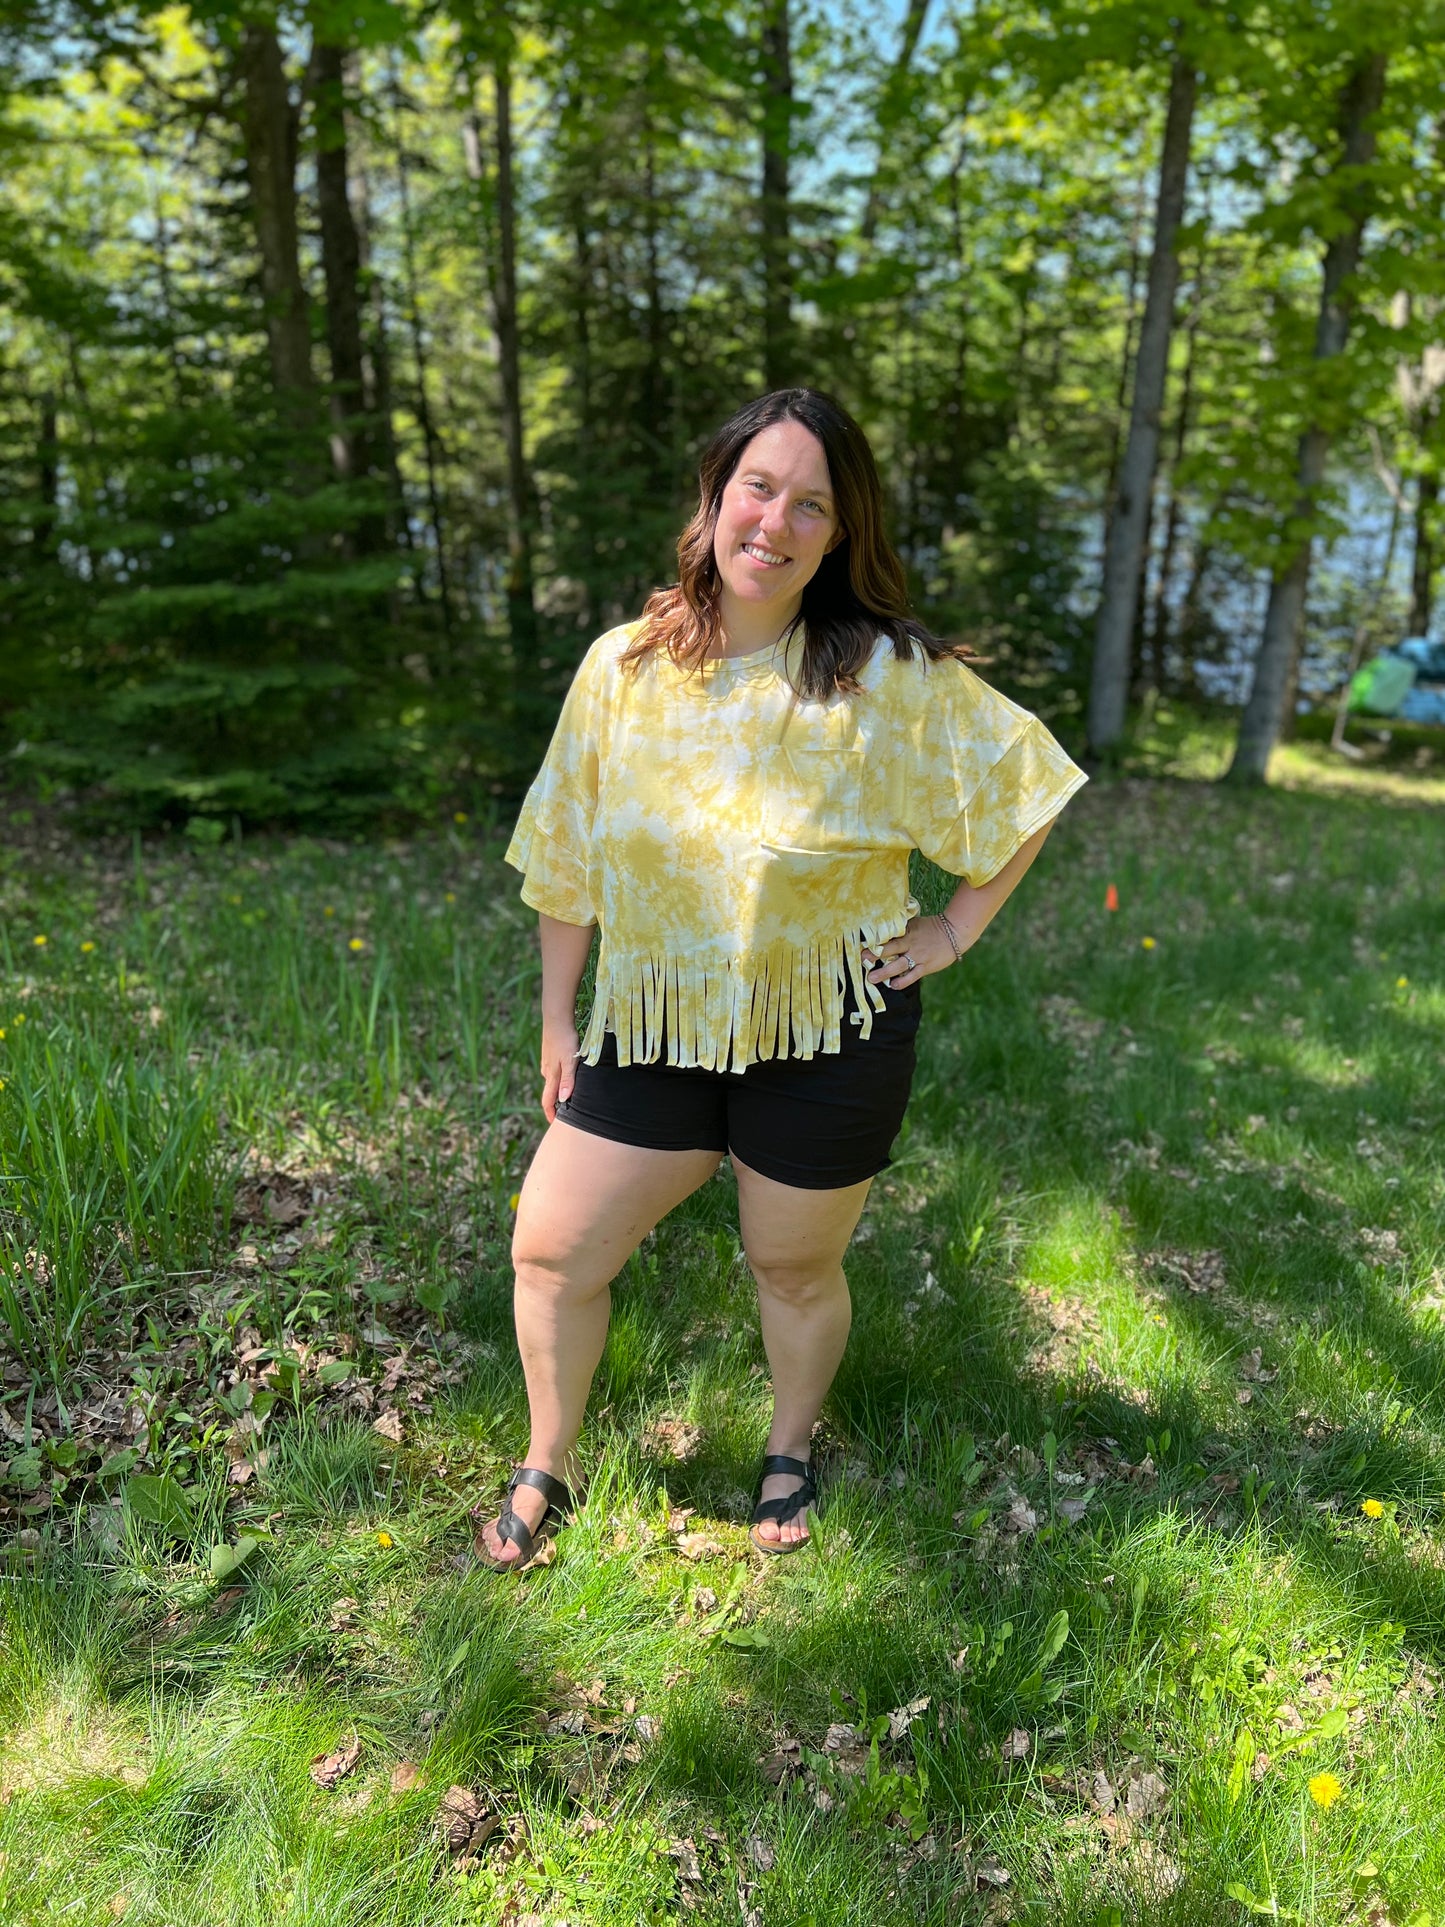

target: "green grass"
[0,753,1443,1926]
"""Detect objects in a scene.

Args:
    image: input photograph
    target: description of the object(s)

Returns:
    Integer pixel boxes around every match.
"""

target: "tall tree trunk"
[1087,57,1197,754]
[469,37,539,657]
[859,0,930,243]
[35,391,58,559]
[237,24,312,399]
[396,95,452,629]
[353,154,413,563]
[313,41,375,495]
[1147,234,1208,691]
[1227,52,1389,784]
[760,0,793,390]
[1408,466,1438,632]
[640,74,668,487]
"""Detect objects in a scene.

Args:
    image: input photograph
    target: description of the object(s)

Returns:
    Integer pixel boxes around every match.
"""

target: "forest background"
[3,0,1445,827]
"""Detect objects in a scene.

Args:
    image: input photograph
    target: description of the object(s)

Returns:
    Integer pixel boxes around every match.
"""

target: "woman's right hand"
[540,1019,581,1124]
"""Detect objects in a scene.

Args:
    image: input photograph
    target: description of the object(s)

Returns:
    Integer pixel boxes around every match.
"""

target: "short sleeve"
[899,661,1087,886]
[504,644,605,924]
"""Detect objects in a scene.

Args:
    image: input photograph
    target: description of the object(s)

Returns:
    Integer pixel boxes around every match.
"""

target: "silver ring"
[902,953,914,972]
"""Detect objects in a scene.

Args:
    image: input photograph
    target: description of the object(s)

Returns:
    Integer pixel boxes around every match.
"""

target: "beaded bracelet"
[936,910,961,962]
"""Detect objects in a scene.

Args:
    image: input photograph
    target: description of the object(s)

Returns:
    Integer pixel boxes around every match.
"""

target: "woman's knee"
[511,1229,612,1305]
[748,1254,847,1307]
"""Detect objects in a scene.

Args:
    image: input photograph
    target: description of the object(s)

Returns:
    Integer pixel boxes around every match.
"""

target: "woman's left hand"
[863,914,959,989]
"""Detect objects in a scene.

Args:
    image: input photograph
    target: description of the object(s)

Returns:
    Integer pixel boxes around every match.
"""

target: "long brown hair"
[622,388,963,700]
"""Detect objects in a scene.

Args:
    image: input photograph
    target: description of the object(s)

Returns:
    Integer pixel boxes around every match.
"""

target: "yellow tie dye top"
[505,620,1087,1072]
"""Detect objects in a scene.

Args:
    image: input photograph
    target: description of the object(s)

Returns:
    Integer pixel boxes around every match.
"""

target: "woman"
[476,388,1086,1568]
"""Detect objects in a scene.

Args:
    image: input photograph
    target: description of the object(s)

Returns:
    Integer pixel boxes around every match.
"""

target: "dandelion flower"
[348,938,365,952]
[444,891,456,904]
[509,1192,521,1212]
[376,1531,394,1549]
[0,1029,5,1041]
[15,1013,25,1025]
[1141,936,1157,950]
[323,906,335,918]
[80,941,95,953]
[453,810,468,825]
[1361,1498,1385,1519]
[33,934,46,947]
[1396,975,1409,989]
[1307,1772,1342,1809]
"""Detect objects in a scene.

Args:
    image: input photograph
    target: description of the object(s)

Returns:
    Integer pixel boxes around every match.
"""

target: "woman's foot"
[750,1453,816,1553]
[474,1466,574,1569]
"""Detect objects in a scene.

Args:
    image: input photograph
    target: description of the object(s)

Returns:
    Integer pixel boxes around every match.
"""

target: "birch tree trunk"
[1227,52,1389,784]
[760,0,793,390]
[1408,468,1437,632]
[1086,56,1197,754]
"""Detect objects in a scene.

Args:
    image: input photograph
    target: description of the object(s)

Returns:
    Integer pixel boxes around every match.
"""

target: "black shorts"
[555,979,922,1190]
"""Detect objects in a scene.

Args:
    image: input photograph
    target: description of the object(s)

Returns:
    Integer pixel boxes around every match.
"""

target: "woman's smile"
[741,541,790,568]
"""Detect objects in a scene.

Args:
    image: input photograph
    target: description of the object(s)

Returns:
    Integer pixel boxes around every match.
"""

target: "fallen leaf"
[1000,1728,1032,1762]
[887,1695,930,1740]
[760,1740,801,1783]
[692,1587,719,1616]
[746,1835,776,1871]
[390,1760,425,1794]
[666,1837,702,1882]
[227,1460,254,1486]
[634,1714,660,1743]
[372,1409,404,1445]
[1089,1769,1116,1813]
[1002,1496,1038,1535]
[211,1586,245,1616]
[1057,1493,1093,1524]
[975,1856,1011,1888]
[677,1531,725,1560]
[309,1735,362,1789]
[437,1784,499,1858]
[328,1597,359,1632]
[641,1416,702,1462]
[1125,1770,1169,1821]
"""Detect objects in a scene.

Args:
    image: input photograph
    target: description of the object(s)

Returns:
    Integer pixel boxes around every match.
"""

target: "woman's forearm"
[539,912,596,1027]
[945,820,1054,952]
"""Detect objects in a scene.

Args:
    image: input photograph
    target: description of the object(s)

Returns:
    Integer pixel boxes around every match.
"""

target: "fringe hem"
[580,924,904,1073]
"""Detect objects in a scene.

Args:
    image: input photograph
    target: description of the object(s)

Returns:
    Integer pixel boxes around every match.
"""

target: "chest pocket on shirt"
[760,708,865,854]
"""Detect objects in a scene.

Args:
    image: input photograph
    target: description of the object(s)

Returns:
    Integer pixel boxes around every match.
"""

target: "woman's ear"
[825,525,847,555]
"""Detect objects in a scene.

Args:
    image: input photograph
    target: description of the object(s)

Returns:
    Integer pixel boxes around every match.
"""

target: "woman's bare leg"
[734,1156,873,1547]
[478,1122,722,1563]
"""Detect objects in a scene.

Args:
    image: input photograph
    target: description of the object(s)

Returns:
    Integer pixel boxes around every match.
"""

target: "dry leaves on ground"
[309,1735,362,1789]
[437,1784,502,1862]
[390,1760,425,1794]
[641,1416,702,1462]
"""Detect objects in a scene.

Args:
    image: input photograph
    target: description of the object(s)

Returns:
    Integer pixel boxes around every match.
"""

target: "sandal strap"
[759,1454,811,1481]
[493,1502,539,1562]
[509,1465,575,1517]
[752,1457,816,1529]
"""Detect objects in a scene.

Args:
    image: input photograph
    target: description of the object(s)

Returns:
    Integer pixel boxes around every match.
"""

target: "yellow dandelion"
[348,938,365,952]
[1396,976,1409,989]
[444,891,456,904]
[33,934,47,948]
[509,1192,521,1212]
[1141,936,1157,950]
[1307,1771,1342,1809]
[1361,1498,1384,1519]
[15,1013,26,1025]
[80,940,95,953]
[376,1531,394,1549]
[227,893,242,907]
[0,1029,5,1041]
[453,810,468,825]
[323,905,335,918]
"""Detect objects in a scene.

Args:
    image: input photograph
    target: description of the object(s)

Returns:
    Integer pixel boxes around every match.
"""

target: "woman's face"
[711,421,843,616]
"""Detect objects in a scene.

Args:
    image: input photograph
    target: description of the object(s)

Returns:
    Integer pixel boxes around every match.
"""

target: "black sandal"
[473,1466,574,1571]
[749,1454,816,1555]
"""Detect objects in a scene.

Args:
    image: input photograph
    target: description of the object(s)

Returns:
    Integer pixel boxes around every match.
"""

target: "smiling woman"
[476,387,1086,1570]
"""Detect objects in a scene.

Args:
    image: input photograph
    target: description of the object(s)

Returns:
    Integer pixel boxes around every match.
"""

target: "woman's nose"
[758,500,792,541]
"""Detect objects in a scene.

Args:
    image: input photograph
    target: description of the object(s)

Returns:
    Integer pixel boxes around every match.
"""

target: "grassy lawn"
[1,746,1443,1926]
